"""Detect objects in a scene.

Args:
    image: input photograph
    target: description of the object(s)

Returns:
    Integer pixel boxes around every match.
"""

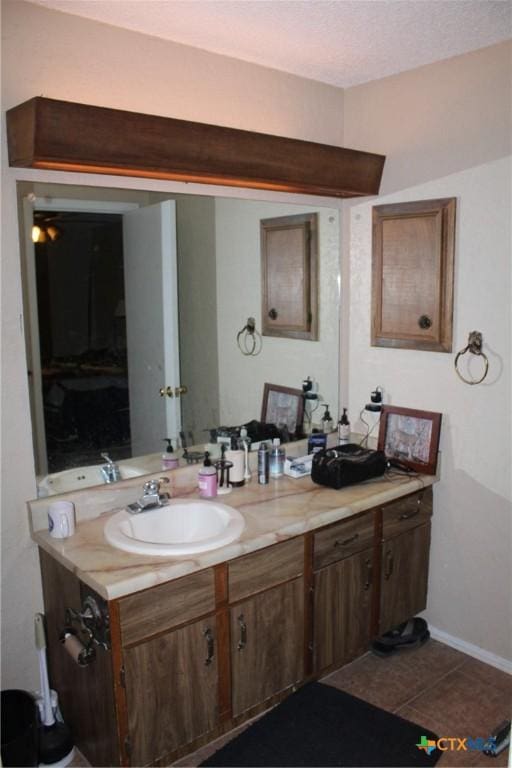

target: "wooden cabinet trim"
[371,197,456,352]
[118,568,215,646]
[261,213,318,341]
[313,510,376,570]
[6,97,385,199]
[228,537,304,603]
[381,488,433,540]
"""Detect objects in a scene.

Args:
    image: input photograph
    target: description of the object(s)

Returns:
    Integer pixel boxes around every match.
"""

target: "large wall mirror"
[17,180,340,490]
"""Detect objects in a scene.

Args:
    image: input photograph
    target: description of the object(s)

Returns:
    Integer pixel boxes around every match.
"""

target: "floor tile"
[405,667,510,738]
[322,639,468,711]
[456,657,512,698]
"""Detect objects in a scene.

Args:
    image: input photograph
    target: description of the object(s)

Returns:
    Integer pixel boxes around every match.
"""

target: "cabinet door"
[380,522,431,633]
[124,616,218,766]
[231,578,304,717]
[313,547,374,674]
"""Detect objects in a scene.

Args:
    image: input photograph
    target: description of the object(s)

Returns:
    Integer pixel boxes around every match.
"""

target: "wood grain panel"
[6,97,385,199]
[230,578,304,716]
[124,617,218,766]
[382,488,432,540]
[228,538,304,603]
[313,547,374,674]
[118,568,215,646]
[313,510,375,570]
[372,198,456,351]
[39,549,119,767]
[261,214,318,340]
[379,522,431,633]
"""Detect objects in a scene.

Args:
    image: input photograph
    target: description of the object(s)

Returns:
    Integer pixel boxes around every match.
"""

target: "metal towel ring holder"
[237,317,262,356]
[454,331,489,385]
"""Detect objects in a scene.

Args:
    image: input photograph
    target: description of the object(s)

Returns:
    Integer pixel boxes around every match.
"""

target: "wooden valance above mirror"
[7,97,385,198]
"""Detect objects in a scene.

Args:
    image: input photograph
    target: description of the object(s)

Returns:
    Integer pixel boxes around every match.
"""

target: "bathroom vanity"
[31,470,434,767]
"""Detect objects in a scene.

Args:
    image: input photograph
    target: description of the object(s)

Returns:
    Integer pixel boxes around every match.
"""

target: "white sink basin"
[104,499,245,557]
[37,463,147,496]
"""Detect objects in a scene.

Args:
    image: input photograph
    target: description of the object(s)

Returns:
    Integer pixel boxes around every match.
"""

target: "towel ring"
[454,331,489,385]
[236,317,262,356]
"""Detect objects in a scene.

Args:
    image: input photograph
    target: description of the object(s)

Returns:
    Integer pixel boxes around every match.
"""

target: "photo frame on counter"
[377,405,442,475]
[261,383,304,437]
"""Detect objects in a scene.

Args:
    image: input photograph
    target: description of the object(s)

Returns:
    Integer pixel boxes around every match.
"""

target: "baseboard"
[429,625,512,675]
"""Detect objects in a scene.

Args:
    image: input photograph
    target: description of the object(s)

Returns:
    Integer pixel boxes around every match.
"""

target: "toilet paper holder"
[61,594,110,666]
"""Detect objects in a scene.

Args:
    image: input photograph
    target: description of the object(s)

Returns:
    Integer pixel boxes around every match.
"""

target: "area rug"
[201,682,440,767]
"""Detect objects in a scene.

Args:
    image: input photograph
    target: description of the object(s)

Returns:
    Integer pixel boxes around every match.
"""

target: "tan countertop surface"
[30,463,435,601]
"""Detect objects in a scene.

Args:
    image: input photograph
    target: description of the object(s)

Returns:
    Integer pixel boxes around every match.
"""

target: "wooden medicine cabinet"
[261,213,318,341]
[371,197,456,352]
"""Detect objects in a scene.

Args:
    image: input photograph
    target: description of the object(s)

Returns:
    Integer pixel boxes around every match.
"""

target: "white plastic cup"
[48,501,75,539]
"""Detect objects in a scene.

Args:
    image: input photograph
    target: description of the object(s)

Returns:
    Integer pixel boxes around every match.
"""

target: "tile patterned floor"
[71,639,510,767]
[175,640,511,767]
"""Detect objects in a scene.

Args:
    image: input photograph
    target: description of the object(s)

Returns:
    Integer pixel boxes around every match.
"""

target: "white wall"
[1,0,344,690]
[344,45,512,661]
[215,199,340,428]
[1,0,510,693]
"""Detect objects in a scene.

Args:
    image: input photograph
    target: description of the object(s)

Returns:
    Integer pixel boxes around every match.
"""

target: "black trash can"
[1,689,39,767]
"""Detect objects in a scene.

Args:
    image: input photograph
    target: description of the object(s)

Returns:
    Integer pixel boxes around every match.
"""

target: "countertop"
[31,466,435,602]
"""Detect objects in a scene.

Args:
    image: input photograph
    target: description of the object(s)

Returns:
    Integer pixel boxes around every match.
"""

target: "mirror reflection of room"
[33,211,128,473]
[21,183,340,484]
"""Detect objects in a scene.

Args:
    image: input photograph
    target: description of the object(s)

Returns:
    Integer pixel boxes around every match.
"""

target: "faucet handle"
[143,477,169,495]
[101,452,113,465]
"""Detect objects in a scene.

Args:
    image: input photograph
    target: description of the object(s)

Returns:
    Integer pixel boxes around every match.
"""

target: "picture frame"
[377,406,442,475]
[261,383,304,438]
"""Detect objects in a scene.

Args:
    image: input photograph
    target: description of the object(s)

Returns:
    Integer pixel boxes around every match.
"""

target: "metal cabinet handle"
[237,614,247,651]
[384,549,394,580]
[175,385,188,397]
[364,558,373,591]
[399,508,420,521]
[334,532,359,548]
[204,628,214,666]
[159,386,174,398]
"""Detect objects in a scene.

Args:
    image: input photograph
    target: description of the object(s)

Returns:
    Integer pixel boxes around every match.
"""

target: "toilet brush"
[34,614,74,766]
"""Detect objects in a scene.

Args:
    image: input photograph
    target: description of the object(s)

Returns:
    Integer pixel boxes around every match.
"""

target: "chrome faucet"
[127,477,171,514]
[100,453,121,484]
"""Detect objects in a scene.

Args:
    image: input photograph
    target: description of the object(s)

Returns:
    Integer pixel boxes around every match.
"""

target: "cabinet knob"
[159,386,174,398]
[418,314,432,329]
[175,385,188,397]
[268,308,278,320]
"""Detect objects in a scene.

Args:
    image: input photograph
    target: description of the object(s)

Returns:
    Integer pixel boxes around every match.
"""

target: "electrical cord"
[358,408,381,447]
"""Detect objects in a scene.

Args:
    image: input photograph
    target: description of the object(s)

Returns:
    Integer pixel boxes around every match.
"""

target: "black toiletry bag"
[311,443,386,489]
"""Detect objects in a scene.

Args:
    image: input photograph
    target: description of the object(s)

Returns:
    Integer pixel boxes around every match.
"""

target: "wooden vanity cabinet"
[37,486,433,767]
[312,511,376,675]
[117,569,218,766]
[38,550,119,768]
[379,489,433,633]
[228,538,305,717]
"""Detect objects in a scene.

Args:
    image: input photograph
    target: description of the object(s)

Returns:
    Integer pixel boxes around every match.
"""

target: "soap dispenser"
[162,439,179,470]
[198,452,217,498]
[321,404,333,433]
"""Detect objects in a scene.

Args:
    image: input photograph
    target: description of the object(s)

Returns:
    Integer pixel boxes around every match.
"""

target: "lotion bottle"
[338,408,350,444]
[198,452,217,498]
[162,439,179,470]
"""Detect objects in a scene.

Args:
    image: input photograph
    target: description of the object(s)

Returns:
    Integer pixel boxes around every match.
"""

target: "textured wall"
[344,45,511,661]
[1,0,344,690]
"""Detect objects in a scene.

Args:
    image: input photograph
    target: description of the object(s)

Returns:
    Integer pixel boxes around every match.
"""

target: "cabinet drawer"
[118,568,215,645]
[229,537,304,603]
[313,511,375,570]
[382,488,433,540]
